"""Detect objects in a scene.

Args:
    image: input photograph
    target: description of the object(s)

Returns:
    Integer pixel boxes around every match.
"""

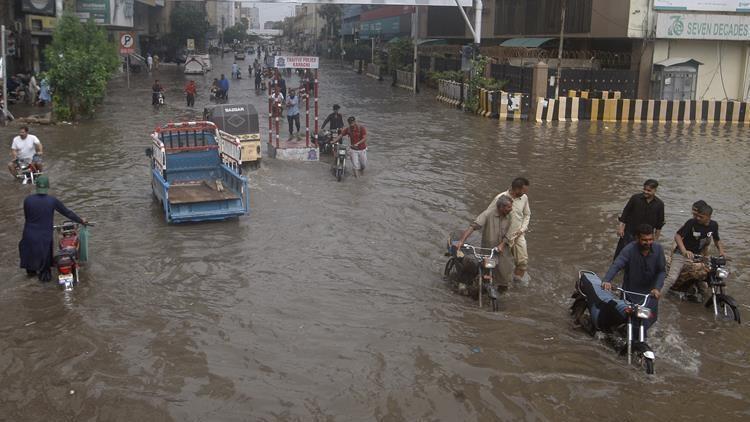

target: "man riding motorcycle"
[8,126,43,176]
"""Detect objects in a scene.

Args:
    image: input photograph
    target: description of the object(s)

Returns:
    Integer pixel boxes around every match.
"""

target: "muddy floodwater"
[1,58,749,421]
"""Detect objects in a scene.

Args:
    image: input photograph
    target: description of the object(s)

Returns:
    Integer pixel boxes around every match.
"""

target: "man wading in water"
[485,177,531,283]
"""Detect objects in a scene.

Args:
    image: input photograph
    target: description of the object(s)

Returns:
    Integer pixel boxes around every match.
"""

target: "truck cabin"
[203,104,259,139]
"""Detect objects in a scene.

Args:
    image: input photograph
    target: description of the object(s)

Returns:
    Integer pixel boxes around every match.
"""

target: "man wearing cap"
[335,116,368,178]
[8,126,44,176]
[19,175,87,282]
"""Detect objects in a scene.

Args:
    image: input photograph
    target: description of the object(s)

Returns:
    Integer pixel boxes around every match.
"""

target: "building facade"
[359,6,413,41]
[646,1,750,101]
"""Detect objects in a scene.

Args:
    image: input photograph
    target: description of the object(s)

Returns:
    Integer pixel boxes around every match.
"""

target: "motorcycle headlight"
[636,307,653,320]
[716,268,729,279]
[483,258,496,269]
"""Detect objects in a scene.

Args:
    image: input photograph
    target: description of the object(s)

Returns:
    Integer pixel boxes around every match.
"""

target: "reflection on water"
[0,58,748,421]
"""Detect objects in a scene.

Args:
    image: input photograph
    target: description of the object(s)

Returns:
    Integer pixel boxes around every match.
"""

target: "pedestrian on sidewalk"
[147,53,153,72]
[184,80,197,107]
[38,78,51,106]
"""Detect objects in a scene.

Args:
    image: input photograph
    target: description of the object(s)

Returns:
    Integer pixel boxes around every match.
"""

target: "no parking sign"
[120,32,135,55]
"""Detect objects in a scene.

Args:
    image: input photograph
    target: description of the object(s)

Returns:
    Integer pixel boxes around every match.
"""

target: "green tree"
[223,23,248,44]
[317,4,342,38]
[387,38,413,73]
[44,13,119,121]
[170,3,211,48]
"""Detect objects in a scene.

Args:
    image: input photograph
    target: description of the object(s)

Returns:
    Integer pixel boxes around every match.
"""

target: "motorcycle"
[444,241,501,312]
[318,130,334,155]
[15,157,42,184]
[53,221,92,291]
[571,271,656,374]
[211,87,228,103]
[332,141,348,182]
[671,255,740,323]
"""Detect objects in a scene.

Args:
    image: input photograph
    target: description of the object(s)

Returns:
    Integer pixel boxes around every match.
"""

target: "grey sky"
[242,2,295,24]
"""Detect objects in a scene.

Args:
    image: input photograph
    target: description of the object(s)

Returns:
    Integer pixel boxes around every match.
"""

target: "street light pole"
[412,7,419,92]
[555,0,566,99]
[1,25,7,125]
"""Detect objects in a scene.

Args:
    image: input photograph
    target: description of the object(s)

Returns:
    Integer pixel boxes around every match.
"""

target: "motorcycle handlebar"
[53,221,95,229]
[458,243,497,258]
[616,287,651,306]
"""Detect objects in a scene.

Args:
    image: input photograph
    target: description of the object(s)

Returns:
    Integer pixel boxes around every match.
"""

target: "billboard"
[21,0,56,17]
[258,0,471,6]
[655,1,750,12]
[657,12,750,40]
[76,0,111,25]
[274,56,319,69]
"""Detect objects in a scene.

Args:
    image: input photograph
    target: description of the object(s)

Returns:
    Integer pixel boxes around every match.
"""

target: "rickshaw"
[203,104,262,168]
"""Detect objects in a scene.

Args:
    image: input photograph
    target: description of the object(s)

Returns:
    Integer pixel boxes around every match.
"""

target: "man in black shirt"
[320,104,344,150]
[665,203,726,294]
[321,104,344,132]
[614,179,665,259]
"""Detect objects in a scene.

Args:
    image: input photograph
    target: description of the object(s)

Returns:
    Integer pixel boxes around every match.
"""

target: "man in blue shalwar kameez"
[19,175,87,282]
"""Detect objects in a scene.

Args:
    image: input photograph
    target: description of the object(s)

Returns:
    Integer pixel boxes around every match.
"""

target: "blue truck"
[147,121,249,223]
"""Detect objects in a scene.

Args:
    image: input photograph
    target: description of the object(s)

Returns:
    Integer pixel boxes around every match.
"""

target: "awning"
[653,57,703,68]
[417,39,447,46]
[500,37,555,48]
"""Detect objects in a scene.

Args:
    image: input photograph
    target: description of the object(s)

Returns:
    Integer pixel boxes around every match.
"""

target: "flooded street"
[1,57,749,421]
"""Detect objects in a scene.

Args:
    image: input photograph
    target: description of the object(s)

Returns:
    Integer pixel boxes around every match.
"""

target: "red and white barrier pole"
[313,69,319,146]
[305,88,310,147]
[267,86,273,148]
[273,71,280,149]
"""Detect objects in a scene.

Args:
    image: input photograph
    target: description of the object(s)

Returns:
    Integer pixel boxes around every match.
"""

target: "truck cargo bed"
[168,180,239,204]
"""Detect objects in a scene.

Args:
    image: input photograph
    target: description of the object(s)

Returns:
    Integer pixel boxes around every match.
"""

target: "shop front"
[652,11,750,101]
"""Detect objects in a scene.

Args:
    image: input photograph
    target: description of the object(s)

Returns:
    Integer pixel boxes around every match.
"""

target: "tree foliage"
[223,22,249,44]
[44,13,119,120]
[387,38,413,72]
[317,4,342,38]
[170,3,210,47]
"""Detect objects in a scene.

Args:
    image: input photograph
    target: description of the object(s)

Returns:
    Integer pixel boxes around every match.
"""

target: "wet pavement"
[1,55,749,421]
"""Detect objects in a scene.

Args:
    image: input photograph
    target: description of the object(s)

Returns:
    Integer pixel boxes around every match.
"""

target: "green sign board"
[360,16,405,40]
[76,0,110,25]
[657,12,750,40]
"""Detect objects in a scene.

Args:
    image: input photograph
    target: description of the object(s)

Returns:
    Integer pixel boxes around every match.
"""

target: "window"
[495,0,591,35]
[427,7,465,37]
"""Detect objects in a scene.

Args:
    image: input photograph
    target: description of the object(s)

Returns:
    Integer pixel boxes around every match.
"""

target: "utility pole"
[412,7,419,93]
[221,16,225,59]
[555,0,566,99]
[1,25,7,125]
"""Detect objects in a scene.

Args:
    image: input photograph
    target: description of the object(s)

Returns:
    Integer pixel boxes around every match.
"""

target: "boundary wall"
[536,97,750,123]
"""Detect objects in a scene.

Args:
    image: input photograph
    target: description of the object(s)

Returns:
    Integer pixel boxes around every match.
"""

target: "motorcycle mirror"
[145,147,153,158]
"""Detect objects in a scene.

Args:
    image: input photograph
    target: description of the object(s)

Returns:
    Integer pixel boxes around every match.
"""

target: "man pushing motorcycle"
[18,175,88,282]
[8,126,43,176]
[454,195,514,292]
[601,224,666,337]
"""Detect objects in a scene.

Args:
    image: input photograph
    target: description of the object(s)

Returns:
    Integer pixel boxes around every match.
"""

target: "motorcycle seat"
[57,246,77,258]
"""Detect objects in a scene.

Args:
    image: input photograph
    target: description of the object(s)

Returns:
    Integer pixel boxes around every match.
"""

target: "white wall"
[627,0,652,38]
[653,39,750,100]
[111,0,135,28]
